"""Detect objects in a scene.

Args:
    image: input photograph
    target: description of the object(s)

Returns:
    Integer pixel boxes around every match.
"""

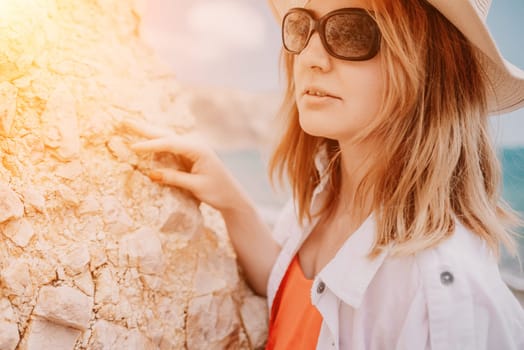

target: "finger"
[121,119,172,139]
[131,137,202,162]
[149,168,199,193]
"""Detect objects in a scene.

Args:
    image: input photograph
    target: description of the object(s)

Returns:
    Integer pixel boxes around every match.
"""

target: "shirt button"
[317,281,326,294]
[440,271,454,285]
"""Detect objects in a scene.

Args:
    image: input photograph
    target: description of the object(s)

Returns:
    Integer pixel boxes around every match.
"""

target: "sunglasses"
[282,8,381,61]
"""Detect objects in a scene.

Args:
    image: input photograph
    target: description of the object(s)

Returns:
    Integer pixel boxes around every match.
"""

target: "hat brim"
[427,0,524,114]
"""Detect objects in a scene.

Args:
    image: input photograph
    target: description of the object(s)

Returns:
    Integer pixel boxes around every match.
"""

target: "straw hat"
[267,0,524,115]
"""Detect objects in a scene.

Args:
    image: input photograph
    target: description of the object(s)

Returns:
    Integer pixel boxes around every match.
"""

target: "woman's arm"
[220,195,282,296]
[123,120,280,296]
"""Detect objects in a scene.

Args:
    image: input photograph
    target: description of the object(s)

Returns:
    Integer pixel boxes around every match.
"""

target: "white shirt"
[267,191,524,349]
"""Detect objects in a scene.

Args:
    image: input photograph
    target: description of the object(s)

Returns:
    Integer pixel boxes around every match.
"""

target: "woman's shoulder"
[412,220,509,298]
[410,221,524,349]
[379,221,496,290]
[413,220,498,282]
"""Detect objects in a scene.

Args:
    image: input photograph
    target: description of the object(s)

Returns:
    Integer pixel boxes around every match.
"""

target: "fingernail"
[148,170,163,181]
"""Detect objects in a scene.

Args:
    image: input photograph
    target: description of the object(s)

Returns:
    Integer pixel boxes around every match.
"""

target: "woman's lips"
[302,87,341,99]
[300,88,342,109]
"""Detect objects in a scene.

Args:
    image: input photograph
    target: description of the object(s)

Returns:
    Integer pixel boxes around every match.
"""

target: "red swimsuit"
[266,254,323,349]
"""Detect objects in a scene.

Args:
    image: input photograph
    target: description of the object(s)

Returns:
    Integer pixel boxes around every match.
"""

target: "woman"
[127,0,524,348]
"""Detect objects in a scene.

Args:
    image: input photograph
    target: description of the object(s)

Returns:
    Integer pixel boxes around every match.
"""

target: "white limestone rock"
[88,320,123,350]
[56,184,80,207]
[1,260,33,297]
[74,271,95,296]
[29,258,58,286]
[22,318,81,350]
[78,195,100,215]
[20,188,46,213]
[0,299,20,350]
[101,196,133,234]
[0,82,17,136]
[117,328,156,350]
[0,1,53,81]
[0,0,268,347]
[88,320,155,350]
[193,250,240,296]
[3,218,35,247]
[187,293,242,349]
[33,286,93,331]
[40,84,81,161]
[89,245,108,270]
[241,295,269,350]
[139,274,163,290]
[93,267,119,306]
[107,136,138,164]
[0,183,24,223]
[156,189,202,238]
[119,228,165,275]
[160,207,202,239]
[59,244,91,275]
[0,322,19,350]
[56,160,83,180]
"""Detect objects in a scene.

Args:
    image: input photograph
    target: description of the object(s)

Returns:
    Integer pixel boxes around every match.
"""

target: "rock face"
[0,0,267,349]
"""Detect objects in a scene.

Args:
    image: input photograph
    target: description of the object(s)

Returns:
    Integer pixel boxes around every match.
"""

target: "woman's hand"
[123,119,249,212]
[122,119,281,296]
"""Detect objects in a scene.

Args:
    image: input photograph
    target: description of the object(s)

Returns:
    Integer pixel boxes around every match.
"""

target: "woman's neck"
[336,139,377,220]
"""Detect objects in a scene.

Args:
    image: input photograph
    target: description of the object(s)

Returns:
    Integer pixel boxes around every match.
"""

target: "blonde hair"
[269,0,519,257]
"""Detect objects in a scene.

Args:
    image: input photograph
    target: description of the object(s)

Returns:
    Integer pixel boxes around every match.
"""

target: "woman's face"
[293,0,384,143]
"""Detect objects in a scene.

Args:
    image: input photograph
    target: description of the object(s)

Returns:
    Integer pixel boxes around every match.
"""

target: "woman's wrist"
[219,188,258,220]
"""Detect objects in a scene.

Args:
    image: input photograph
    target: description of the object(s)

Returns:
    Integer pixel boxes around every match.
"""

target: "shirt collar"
[308,148,390,307]
[317,215,389,308]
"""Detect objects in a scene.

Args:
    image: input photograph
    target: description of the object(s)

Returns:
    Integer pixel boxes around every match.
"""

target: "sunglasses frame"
[282,7,381,61]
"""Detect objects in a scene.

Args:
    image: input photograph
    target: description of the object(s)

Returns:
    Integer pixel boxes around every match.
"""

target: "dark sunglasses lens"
[325,13,379,59]
[283,11,311,53]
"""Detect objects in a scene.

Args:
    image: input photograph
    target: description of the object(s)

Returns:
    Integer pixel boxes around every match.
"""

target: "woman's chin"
[299,123,336,139]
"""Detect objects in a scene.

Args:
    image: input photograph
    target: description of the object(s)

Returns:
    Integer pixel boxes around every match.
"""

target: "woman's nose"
[296,31,331,71]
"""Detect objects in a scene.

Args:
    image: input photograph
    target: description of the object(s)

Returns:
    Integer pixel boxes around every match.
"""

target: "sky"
[485,0,524,146]
[141,0,524,146]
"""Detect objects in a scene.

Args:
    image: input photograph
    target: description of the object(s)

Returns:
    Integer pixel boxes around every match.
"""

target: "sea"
[500,147,524,287]
[218,149,289,227]
[219,147,524,286]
